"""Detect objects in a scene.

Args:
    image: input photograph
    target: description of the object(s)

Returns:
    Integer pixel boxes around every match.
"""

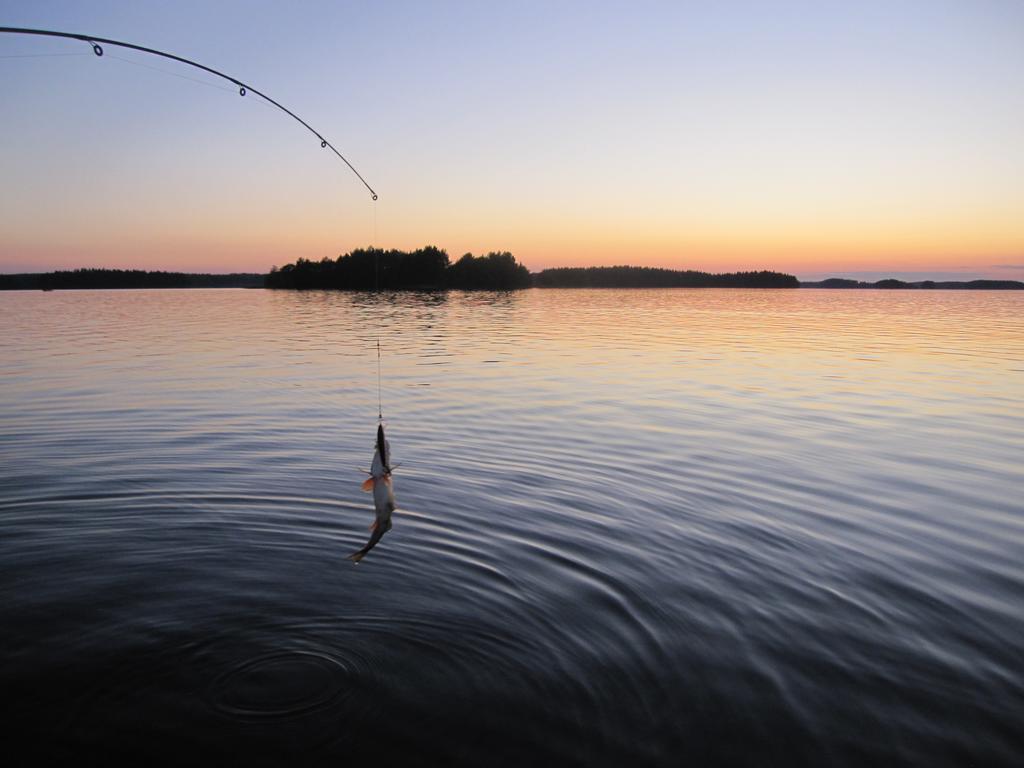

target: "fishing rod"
[0,26,378,200]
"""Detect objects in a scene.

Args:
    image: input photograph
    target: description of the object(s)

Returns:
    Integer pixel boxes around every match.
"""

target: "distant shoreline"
[1,267,1021,291]
[800,278,1023,290]
[532,266,797,289]
[0,270,263,291]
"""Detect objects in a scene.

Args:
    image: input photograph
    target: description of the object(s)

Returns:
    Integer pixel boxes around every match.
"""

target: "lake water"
[1,288,1021,766]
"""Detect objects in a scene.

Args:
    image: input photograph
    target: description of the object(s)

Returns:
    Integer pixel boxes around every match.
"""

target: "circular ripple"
[209,651,349,720]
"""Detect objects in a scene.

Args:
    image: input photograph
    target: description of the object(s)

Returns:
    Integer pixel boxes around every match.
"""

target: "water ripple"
[1,288,1022,766]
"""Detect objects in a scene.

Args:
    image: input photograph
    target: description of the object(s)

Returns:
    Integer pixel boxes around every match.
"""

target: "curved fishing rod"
[0,26,378,200]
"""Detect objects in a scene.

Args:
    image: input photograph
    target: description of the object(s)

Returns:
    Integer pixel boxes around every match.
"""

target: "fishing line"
[106,53,281,120]
[0,51,89,58]
[116,53,290,123]
[0,26,378,200]
[373,189,384,427]
[107,52,236,95]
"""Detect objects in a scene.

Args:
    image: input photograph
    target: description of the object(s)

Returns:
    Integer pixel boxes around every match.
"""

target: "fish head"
[376,423,389,468]
[371,423,392,476]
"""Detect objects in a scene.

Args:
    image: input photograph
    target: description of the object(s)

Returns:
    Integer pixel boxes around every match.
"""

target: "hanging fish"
[349,423,396,563]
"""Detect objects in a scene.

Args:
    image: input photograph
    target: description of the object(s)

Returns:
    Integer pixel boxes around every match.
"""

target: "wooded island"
[4,251,1021,291]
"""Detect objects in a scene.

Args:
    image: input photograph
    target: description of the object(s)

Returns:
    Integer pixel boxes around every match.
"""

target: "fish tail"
[348,521,386,564]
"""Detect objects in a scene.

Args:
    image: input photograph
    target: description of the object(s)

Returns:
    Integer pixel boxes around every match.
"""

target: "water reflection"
[0,288,1021,766]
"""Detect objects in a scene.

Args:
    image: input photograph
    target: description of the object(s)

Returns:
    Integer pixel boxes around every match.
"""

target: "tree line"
[2,258,818,292]
[0,269,263,290]
[265,247,532,290]
[532,266,799,288]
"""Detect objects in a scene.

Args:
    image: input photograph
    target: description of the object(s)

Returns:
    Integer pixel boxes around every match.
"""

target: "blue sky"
[2,0,1022,278]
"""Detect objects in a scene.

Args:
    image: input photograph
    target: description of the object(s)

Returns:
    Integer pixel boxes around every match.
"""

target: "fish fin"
[347,551,364,564]
[360,477,375,492]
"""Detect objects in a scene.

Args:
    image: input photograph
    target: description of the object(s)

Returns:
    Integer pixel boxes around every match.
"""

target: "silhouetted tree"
[446,252,532,290]
[266,246,530,290]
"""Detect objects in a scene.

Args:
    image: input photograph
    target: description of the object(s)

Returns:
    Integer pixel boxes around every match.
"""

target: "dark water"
[1,288,1021,766]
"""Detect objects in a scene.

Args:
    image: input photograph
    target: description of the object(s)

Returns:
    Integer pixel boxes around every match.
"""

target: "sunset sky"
[1,1,1022,280]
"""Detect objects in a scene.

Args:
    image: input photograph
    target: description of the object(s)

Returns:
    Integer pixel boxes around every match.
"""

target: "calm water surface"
[1,288,1021,766]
